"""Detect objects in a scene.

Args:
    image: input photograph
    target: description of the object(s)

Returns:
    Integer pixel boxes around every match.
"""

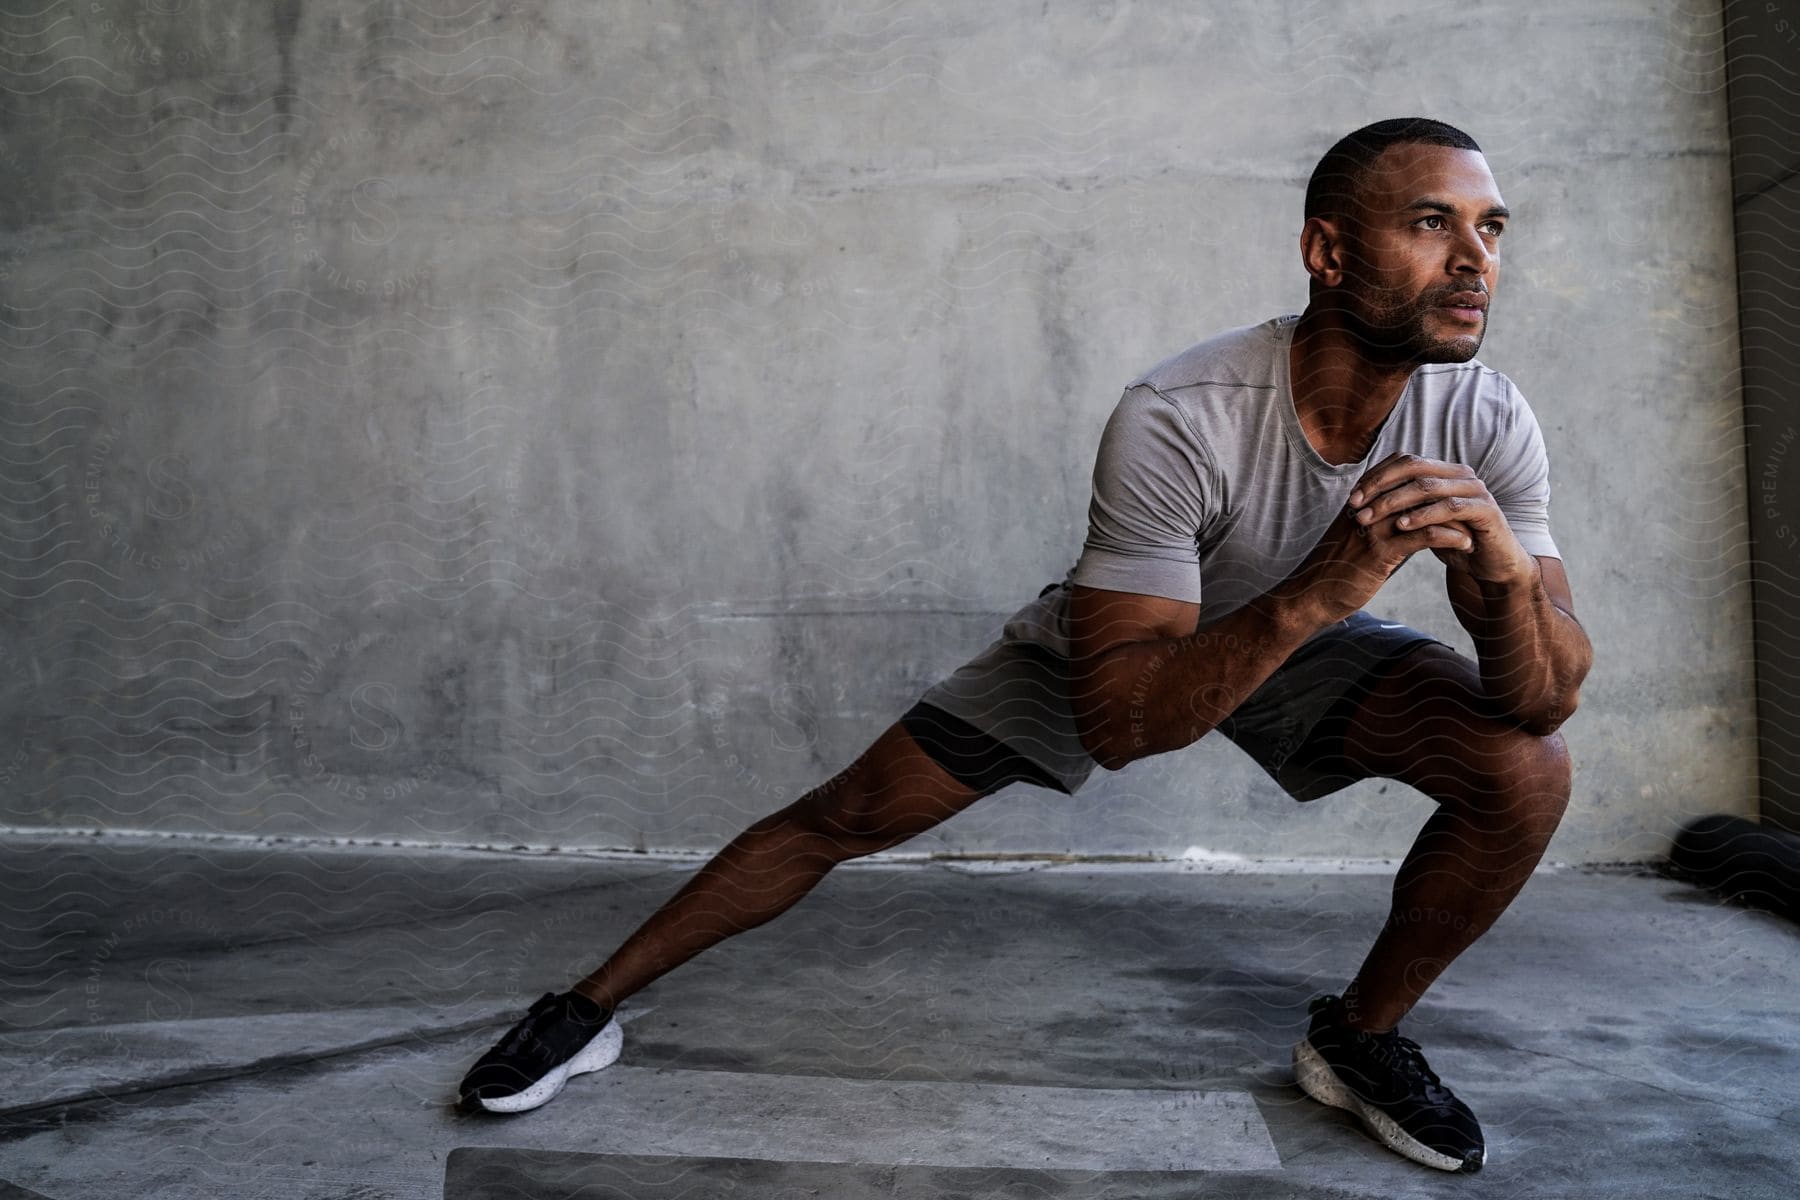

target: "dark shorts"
[903,610,1451,801]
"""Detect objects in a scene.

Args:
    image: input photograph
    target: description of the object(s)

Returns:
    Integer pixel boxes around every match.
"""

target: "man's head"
[1300,118,1507,366]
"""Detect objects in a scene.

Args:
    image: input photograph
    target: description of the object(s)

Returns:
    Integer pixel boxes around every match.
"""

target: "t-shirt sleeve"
[1479,382,1561,561]
[1068,384,1210,603]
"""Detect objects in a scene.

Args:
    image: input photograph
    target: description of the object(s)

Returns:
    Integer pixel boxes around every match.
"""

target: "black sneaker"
[1292,993,1485,1173]
[458,990,622,1115]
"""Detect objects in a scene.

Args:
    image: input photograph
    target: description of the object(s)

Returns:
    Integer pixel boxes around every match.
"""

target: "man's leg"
[1328,641,1573,1034]
[459,717,998,1113]
[569,717,992,1011]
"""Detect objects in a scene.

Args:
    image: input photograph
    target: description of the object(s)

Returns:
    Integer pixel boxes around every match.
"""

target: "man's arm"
[1346,453,1592,736]
[1070,585,1323,771]
[1073,501,1477,771]
[1444,555,1591,735]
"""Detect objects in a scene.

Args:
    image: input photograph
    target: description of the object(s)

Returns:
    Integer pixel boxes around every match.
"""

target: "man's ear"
[1299,216,1349,288]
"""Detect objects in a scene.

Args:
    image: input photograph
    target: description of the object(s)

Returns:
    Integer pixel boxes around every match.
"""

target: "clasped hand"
[1284,453,1534,624]
[1346,453,1533,586]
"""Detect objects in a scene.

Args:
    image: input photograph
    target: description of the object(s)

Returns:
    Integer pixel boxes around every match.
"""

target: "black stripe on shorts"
[899,700,1068,795]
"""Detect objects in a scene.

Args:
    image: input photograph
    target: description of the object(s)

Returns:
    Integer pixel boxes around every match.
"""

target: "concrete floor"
[0,833,1794,1199]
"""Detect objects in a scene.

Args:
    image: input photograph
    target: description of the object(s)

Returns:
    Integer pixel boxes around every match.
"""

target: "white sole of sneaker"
[472,1019,624,1115]
[1291,1036,1482,1173]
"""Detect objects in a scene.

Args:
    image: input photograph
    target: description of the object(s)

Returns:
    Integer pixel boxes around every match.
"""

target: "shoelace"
[1309,997,1457,1107]
[1365,1030,1453,1103]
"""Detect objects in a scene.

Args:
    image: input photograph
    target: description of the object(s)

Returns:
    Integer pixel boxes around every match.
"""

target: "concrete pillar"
[1723,1,1800,833]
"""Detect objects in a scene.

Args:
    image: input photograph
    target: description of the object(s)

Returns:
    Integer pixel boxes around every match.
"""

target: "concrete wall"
[0,1,1754,861]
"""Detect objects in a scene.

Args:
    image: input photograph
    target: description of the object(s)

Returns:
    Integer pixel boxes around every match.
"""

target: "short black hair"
[1304,118,1483,223]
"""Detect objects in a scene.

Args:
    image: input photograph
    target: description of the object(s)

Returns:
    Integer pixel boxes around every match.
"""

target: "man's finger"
[1391,496,1493,533]
[1350,459,1471,508]
[1387,522,1474,556]
[1364,484,1490,529]
[1354,512,1465,556]
[1348,456,1472,509]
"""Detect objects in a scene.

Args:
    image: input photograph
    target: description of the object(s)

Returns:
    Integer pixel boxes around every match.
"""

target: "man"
[457,117,1592,1176]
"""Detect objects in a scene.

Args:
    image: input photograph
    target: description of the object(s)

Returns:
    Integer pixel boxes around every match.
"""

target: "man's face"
[1327,144,1508,365]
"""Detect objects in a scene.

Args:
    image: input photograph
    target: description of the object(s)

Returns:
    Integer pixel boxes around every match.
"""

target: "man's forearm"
[1468,562,1591,735]
[1086,590,1329,770]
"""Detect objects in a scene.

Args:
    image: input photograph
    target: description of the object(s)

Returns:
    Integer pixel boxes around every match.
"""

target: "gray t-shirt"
[1001,313,1561,656]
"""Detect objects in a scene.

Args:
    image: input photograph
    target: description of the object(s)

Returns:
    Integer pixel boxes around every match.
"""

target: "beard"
[1338,281,1486,366]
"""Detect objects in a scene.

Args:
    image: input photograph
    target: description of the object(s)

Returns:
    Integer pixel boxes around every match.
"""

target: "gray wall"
[0,1,1754,861]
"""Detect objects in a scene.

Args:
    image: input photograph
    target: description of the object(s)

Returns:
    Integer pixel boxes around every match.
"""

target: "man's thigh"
[1213,611,1454,802]
[909,635,1100,797]
[1330,639,1566,800]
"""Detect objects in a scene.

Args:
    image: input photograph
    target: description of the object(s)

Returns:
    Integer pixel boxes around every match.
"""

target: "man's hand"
[1346,452,1535,587]
[1274,484,1476,627]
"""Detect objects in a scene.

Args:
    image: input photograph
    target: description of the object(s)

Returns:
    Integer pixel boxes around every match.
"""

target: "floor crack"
[1489,1038,1798,1128]
[0,1010,509,1131]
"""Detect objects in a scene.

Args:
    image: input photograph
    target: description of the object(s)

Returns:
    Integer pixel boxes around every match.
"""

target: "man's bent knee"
[1519,728,1572,827]
[1462,727,1571,837]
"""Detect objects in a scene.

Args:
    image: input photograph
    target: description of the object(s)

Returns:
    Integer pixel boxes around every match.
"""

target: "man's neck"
[1288,306,1416,466]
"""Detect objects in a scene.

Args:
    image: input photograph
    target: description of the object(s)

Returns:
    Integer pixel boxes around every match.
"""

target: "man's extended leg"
[1330,640,1573,1033]
[457,716,996,1113]
[569,718,991,1010]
